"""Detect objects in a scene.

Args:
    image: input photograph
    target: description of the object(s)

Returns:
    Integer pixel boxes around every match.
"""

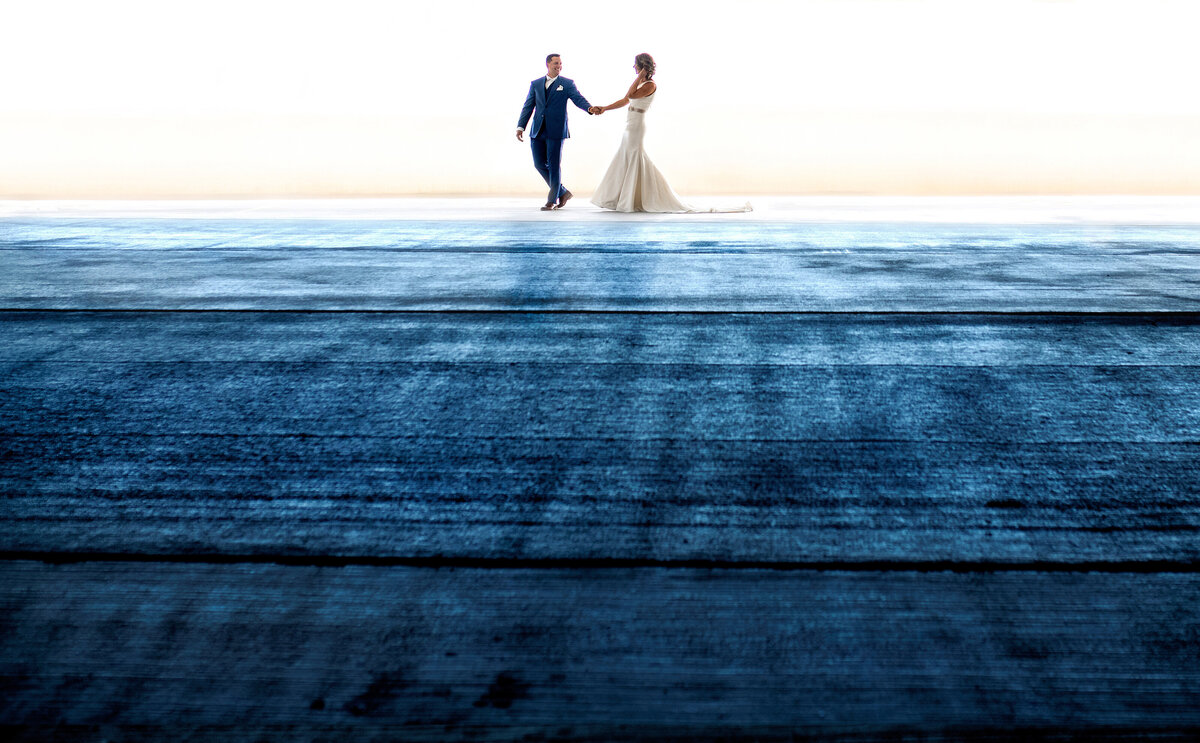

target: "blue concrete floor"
[1,213,1199,740]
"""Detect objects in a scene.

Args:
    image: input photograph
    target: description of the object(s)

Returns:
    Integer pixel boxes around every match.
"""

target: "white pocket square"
[556,85,564,91]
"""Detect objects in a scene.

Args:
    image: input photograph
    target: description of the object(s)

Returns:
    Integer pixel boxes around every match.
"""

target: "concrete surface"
[2,312,1198,563]
[2,218,1200,311]
[3,561,1199,741]
[1,200,1198,740]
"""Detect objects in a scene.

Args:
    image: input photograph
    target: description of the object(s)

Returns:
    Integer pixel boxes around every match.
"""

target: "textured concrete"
[2,219,1200,311]
[3,562,1200,742]
[2,312,1199,563]
[2,206,1199,740]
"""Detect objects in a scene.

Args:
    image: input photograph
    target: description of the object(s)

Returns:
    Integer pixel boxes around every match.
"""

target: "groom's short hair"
[546,53,560,64]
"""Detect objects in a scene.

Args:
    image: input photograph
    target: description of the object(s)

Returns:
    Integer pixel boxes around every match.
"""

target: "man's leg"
[530,137,552,190]
[544,137,566,204]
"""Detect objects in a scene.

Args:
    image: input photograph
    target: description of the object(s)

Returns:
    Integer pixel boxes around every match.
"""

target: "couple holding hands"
[516,53,750,214]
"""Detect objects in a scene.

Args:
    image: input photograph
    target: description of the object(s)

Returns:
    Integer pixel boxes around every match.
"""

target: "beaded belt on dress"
[629,106,646,113]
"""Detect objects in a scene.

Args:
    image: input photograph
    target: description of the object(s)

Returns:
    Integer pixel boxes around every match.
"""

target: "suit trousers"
[530,136,566,204]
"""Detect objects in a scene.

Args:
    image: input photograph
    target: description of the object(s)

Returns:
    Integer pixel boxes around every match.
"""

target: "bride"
[589,53,751,214]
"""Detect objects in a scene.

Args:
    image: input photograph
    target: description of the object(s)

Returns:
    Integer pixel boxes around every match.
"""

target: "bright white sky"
[2,0,1198,196]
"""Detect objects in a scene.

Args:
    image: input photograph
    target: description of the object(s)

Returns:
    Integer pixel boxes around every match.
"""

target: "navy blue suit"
[517,76,592,204]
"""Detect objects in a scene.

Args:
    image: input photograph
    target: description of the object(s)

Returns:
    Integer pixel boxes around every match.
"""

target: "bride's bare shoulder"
[635,80,658,96]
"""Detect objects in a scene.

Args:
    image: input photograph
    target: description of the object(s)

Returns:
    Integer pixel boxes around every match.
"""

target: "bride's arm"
[597,95,630,113]
[624,74,643,99]
[627,71,656,100]
[598,75,656,112]
[629,80,656,100]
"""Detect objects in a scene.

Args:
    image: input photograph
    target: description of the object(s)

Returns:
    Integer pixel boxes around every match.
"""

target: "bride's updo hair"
[635,53,656,80]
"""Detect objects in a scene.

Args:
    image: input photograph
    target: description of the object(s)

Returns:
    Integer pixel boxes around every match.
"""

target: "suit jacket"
[517,76,592,139]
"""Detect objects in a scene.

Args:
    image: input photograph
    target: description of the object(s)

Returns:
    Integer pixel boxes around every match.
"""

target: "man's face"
[546,56,562,78]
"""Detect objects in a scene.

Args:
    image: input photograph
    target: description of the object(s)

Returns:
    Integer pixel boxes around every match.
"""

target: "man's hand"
[515,129,524,142]
[588,106,603,115]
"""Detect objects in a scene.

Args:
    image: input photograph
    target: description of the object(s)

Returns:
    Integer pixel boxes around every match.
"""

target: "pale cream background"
[2,0,1198,197]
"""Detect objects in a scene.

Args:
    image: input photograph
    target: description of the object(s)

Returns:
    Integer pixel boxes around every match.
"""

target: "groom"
[516,54,597,211]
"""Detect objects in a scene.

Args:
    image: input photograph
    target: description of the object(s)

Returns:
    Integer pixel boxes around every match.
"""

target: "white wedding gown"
[590,86,752,214]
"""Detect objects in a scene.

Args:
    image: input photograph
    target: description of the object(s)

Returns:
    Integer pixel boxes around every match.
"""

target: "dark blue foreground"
[2,216,1199,740]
